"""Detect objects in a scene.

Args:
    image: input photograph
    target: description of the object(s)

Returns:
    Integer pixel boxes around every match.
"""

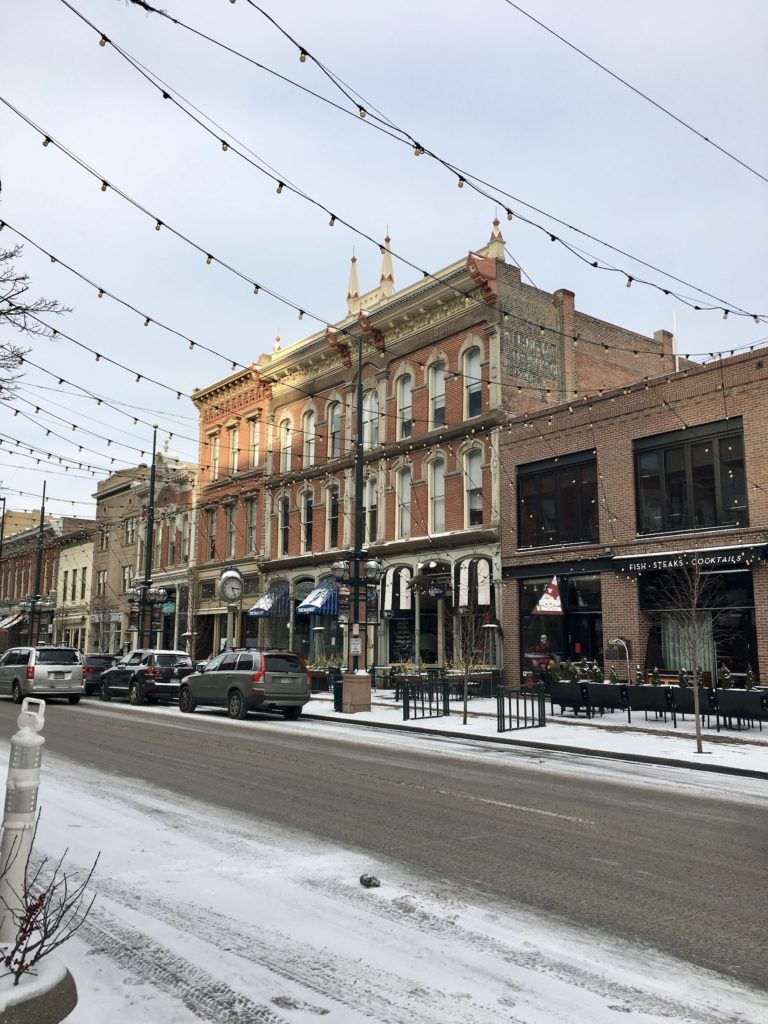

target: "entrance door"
[567,614,603,664]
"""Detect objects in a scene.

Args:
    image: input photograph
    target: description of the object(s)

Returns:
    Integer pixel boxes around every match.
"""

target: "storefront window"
[520,574,602,683]
[518,453,598,548]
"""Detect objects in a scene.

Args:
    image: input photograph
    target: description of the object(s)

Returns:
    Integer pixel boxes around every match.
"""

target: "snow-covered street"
[7,736,767,1024]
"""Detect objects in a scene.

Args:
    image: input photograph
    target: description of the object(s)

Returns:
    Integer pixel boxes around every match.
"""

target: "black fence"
[402,679,451,720]
[496,686,547,732]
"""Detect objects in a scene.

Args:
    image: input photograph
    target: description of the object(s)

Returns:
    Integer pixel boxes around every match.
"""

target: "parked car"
[179,649,310,720]
[82,653,119,696]
[0,645,84,704]
[99,649,194,705]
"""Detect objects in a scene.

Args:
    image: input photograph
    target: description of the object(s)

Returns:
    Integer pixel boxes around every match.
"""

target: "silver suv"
[179,649,310,720]
[0,645,84,704]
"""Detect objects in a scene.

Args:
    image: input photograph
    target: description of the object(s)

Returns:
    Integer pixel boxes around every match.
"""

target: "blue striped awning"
[296,582,338,616]
[247,581,289,618]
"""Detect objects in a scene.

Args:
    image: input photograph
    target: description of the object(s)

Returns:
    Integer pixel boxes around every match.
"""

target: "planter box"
[0,955,77,1023]
[341,672,371,714]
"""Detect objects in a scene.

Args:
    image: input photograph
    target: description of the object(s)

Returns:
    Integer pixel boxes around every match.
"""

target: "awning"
[383,566,412,612]
[0,612,24,631]
[247,581,290,618]
[296,583,338,616]
[455,557,492,608]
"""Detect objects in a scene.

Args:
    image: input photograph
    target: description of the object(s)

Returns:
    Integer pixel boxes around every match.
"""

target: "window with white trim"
[301,492,313,553]
[248,417,261,467]
[429,362,445,429]
[397,375,412,439]
[229,427,239,474]
[327,401,341,459]
[327,484,340,548]
[303,410,316,468]
[395,467,411,540]
[279,419,292,473]
[226,504,236,558]
[363,390,379,450]
[464,347,482,418]
[429,457,446,533]
[363,478,378,545]
[465,449,483,526]
[210,433,220,480]
[246,498,257,553]
[278,496,290,556]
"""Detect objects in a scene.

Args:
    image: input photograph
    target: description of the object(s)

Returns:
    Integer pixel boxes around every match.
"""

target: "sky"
[2,714,767,1022]
[1,0,767,519]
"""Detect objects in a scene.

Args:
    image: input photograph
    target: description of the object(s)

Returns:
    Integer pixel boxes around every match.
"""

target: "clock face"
[220,576,243,601]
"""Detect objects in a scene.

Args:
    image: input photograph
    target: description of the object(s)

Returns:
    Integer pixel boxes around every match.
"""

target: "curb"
[303,711,768,781]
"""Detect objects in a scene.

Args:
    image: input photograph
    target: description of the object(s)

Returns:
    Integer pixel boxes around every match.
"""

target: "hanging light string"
[0,460,96,480]
[499,0,768,187]
[0,430,118,473]
[20,380,199,423]
[57,2,764,323]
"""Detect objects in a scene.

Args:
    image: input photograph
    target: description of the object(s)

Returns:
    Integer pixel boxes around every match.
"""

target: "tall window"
[363,478,378,544]
[246,498,257,553]
[210,433,220,480]
[327,401,341,459]
[80,567,87,600]
[122,566,132,593]
[517,452,598,547]
[124,517,136,544]
[168,518,177,566]
[229,427,239,475]
[303,410,316,468]
[71,569,77,601]
[279,419,292,473]
[97,570,107,597]
[99,526,110,551]
[278,496,290,556]
[363,390,379,449]
[327,485,340,548]
[301,492,313,553]
[226,504,236,558]
[429,457,446,533]
[464,347,482,418]
[206,508,216,561]
[635,420,747,534]
[62,570,68,601]
[249,417,261,467]
[396,467,411,540]
[181,515,190,562]
[429,362,446,429]
[154,525,163,570]
[465,449,483,527]
[397,375,412,439]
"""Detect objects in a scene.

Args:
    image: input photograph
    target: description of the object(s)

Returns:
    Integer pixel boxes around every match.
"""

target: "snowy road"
[16,746,768,1024]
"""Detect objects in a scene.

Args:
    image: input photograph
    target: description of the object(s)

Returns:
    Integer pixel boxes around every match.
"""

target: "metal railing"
[402,679,450,720]
[496,685,547,732]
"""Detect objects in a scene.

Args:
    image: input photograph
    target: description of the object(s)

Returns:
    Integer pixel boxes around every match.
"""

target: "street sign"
[350,637,362,655]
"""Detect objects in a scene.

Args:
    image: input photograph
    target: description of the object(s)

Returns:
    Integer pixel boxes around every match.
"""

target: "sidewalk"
[305,690,768,779]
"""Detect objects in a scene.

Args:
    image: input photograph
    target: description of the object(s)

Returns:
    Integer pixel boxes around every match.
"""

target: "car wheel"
[99,681,112,702]
[12,682,22,705]
[282,706,301,720]
[67,695,81,705]
[178,686,196,714]
[129,682,144,706]
[227,689,248,720]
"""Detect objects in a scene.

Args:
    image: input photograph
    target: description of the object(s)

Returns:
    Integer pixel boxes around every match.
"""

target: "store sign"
[614,544,766,575]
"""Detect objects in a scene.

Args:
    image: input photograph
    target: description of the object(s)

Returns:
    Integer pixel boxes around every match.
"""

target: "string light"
[144,318,151,327]
[206,254,213,265]
[98,35,107,47]
[299,49,307,62]
[97,289,104,298]
[358,106,366,118]
[506,209,513,220]
[42,136,50,147]
[135,374,142,383]
[276,181,284,194]
[457,177,465,188]
[723,310,729,320]
[329,214,336,227]
[414,144,423,156]
[189,341,195,350]
[100,181,108,192]
[155,220,162,231]
[95,353,100,361]
[626,276,633,288]
[253,284,259,295]
[221,140,228,152]
[298,310,304,320]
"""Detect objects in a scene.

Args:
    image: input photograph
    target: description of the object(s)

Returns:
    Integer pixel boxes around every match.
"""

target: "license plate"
[282,677,291,686]
[51,672,64,679]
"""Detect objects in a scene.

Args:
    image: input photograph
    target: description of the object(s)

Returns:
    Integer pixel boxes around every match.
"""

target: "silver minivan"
[179,649,310,720]
[0,645,85,704]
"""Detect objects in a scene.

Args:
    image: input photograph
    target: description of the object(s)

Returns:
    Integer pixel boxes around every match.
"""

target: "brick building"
[189,221,675,668]
[500,349,767,686]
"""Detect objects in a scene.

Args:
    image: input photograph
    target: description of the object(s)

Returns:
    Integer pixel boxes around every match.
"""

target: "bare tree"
[646,559,727,754]
[0,240,71,401]
[0,816,98,987]
[453,606,486,726]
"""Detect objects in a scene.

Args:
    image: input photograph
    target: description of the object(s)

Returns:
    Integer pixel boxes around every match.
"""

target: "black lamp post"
[332,555,383,671]
[127,427,162,648]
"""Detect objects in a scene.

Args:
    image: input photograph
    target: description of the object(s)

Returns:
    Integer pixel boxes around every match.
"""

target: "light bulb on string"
[329,214,336,227]
[626,276,633,288]
[506,209,513,220]
[99,35,107,47]
[298,310,304,320]
[299,49,307,62]
[253,284,259,295]
[221,141,228,152]
[276,182,284,194]
[155,220,162,232]
[358,106,366,118]
[100,181,108,192]
[414,144,423,156]
[457,177,465,188]
[42,137,51,147]
[97,289,104,298]
[144,318,151,327]
[206,254,213,265]
[189,341,195,350]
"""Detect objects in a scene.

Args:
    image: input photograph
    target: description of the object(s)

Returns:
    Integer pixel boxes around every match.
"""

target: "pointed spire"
[273,332,281,354]
[346,254,360,315]
[486,217,505,260]
[379,235,394,297]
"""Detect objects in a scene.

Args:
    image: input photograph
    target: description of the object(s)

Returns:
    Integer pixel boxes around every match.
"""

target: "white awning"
[383,566,412,612]
[0,612,24,631]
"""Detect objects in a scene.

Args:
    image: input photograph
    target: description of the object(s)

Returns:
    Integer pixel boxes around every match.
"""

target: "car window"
[204,654,224,672]
[35,649,81,665]
[128,653,144,665]
[236,653,254,671]
[155,654,178,667]
[174,656,192,667]
[85,656,115,667]
[0,651,12,666]
[219,654,238,671]
[264,654,303,673]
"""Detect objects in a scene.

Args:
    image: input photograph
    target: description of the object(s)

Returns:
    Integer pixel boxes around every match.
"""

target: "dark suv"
[82,653,119,696]
[179,649,310,720]
[100,649,194,705]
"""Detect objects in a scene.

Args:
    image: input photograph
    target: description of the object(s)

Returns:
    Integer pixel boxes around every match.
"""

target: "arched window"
[464,347,482,418]
[302,410,316,468]
[363,477,378,544]
[278,496,290,556]
[363,390,379,449]
[465,448,483,526]
[429,457,445,533]
[301,491,313,553]
[397,375,412,439]
[229,426,239,474]
[327,401,341,459]
[326,483,340,548]
[429,362,446,429]
[209,433,220,481]
[395,466,411,539]
[279,418,292,473]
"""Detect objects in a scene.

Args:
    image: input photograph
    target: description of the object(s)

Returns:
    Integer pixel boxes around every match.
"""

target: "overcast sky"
[1,0,766,518]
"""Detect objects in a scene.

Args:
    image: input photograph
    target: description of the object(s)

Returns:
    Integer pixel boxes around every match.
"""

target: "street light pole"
[139,427,158,648]
[352,332,365,671]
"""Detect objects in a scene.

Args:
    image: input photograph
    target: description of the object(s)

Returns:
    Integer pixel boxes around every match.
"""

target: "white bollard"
[0,698,46,942]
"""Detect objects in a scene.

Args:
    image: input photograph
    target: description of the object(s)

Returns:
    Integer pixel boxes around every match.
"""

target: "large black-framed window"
[634,419,747,535]
[517,451,598,548]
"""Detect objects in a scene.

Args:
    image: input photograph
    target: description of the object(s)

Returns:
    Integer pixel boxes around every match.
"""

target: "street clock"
[218,569,244,603]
